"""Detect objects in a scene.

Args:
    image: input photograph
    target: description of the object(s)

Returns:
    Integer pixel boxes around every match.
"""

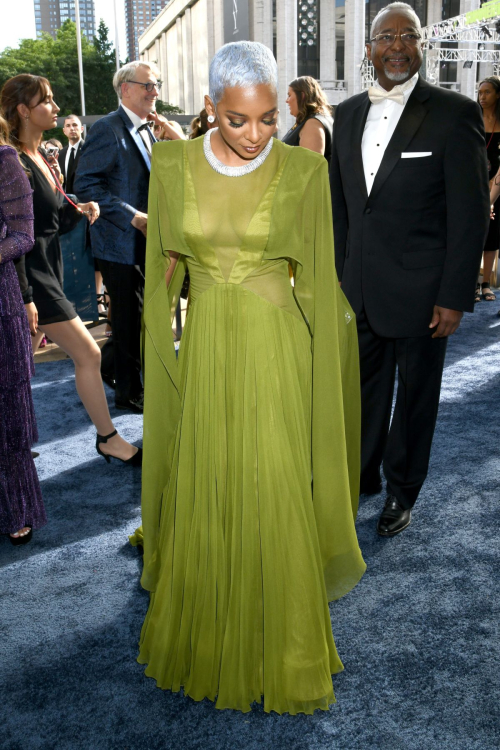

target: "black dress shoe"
[377,495,411,537]
[115,393,144,413]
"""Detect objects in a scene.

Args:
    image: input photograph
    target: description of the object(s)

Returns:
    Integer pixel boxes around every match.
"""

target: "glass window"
[297,0,319,79]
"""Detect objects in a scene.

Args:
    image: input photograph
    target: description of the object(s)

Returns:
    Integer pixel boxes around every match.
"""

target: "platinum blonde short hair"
[370,2,422,39]
[209,41,278,105]
[113,61,161,99]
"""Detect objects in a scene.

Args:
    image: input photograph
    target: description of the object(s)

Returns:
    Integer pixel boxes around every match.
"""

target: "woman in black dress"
[477,77,500,302]
[281,76,333,163]
[1,74,141,465]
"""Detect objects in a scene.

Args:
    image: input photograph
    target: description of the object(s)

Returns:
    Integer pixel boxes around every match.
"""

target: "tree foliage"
[0,20,183,141]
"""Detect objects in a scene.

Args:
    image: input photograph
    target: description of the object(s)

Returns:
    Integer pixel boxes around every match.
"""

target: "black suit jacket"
[58,140,83,194]
[330,76,490,338]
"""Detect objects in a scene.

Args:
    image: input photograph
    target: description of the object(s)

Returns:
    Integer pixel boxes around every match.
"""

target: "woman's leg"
[39,317,139,460]
[481,250,498,299]
[31,329,45,353]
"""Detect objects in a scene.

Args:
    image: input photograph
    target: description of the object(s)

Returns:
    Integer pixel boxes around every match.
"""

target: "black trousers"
[357,309,448,510]
[97,259,145,402]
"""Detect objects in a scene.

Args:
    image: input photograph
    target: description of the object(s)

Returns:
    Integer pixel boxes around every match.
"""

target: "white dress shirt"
[65,138,82,175]
[121,103,151,154]
[362,73,419,195]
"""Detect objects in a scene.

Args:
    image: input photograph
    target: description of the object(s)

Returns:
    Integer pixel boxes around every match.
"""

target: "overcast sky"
[0,0,127,57]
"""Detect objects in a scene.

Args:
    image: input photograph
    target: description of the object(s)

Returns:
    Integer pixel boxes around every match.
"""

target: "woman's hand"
[25,302,38,335]
[77,201,100,225]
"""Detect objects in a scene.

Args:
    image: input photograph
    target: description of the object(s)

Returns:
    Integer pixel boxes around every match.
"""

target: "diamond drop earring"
[207,115,215,124]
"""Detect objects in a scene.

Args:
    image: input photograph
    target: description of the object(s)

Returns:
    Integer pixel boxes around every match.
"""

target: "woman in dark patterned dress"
[0,114,45,545]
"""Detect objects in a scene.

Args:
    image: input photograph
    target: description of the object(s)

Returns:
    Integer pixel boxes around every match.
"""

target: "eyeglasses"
[124,80,162,93]
[370,32,422,46]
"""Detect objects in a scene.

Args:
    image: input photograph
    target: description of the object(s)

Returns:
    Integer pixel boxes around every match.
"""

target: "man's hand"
[428,306,463,338]
[131,211,148,237]
[77,201,100,225]
[25,302,38,336]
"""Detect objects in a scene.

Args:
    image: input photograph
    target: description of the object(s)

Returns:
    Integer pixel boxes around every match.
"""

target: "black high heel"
[96,429,142,466]
[9,527,32,546]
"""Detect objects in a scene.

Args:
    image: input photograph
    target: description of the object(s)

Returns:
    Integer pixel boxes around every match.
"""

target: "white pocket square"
[401,152,432,158]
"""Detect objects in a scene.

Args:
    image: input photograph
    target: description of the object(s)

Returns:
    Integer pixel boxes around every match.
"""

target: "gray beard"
[383,66,411,82]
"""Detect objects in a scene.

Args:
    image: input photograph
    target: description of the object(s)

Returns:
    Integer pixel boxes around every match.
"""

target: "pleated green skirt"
[138,283,344,714]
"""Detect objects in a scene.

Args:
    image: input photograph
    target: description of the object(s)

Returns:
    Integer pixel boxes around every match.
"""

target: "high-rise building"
[126,0,169,62]
[33,0,96,43]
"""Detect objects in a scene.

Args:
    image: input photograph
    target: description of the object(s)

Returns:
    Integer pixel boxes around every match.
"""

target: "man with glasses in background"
[330,2,489,536]
[75,62,162,413]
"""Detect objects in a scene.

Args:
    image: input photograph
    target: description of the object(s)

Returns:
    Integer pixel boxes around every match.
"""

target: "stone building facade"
[138,0,485,129]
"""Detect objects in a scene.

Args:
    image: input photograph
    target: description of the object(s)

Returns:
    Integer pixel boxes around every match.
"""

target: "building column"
[426,0,442,25]
[176,17,185,110]
[344,0,365,96]
[183,7,195,114]
[252,0,273,50]
[213,0,224,51]
[457,0,479,100]
[320,0,336,84]
[277,0,297,132]
[161,31,169,104]
[207,0,216,59]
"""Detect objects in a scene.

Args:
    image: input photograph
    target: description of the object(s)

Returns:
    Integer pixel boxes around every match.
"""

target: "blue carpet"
[1,302,499,750]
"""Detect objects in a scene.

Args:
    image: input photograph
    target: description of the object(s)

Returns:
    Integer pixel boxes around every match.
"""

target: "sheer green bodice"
[183,137,302,321]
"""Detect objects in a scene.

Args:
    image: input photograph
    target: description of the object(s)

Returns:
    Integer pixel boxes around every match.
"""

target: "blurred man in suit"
[75,61,160,413]
[330,2,489,536]
[58,114,84,193]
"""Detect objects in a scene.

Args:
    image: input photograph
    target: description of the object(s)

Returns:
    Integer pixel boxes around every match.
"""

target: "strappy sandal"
[474,283,481,303]
[481,283,496,301]
[9,527,32,546]
[96,294,108,318]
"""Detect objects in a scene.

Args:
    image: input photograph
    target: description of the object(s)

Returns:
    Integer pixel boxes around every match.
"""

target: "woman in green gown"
[132,41,366,714]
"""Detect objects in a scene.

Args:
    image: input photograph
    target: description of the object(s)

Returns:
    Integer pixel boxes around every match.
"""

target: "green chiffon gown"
[130,135,366,714]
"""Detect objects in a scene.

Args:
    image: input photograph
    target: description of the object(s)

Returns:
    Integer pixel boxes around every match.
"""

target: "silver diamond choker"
[203,128,273,177]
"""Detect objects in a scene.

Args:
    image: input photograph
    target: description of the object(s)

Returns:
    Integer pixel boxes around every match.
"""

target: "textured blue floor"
[1,302,499,750]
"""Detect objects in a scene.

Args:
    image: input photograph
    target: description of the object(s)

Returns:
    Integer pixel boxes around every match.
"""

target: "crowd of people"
[0,0,496,714]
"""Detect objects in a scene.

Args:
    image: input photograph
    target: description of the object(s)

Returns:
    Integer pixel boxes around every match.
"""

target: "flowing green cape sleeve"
[266,148,366,600]
[130,141,190,591]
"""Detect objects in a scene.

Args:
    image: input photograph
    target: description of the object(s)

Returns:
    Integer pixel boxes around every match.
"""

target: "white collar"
[120,103,148,130]
[373,72,419,100]
[69,139,82,150]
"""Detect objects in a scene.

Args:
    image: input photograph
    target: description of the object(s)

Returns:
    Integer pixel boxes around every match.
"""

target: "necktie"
[137,122,155,153]
[367,86,406,105]
[67,146,76,190]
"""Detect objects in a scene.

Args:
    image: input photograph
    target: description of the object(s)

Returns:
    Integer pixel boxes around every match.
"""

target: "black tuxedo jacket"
[58,140,83,194]
[330,76,490,338]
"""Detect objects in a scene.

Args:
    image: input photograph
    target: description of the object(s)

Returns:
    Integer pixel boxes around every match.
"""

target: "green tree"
[156,100,184,115]
[0,22,183,141]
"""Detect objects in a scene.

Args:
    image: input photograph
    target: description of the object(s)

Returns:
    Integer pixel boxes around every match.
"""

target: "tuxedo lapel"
[351,95,371,202]
[369,80,430,200]
[117,106,151,170]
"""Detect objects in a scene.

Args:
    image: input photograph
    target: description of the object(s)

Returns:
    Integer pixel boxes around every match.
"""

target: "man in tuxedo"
[58,115,84,193]
[330,2,489,536]
[74,61,160,413]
